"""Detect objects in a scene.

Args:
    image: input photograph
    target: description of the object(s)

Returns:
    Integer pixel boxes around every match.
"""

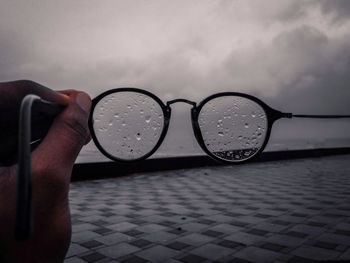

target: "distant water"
[76,137,350,163]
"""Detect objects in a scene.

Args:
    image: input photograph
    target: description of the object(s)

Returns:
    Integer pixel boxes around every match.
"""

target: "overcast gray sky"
[1,1,350,159]
[1,1,349,107]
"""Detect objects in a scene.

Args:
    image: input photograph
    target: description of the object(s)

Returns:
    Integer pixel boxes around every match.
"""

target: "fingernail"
[76,93,91,113]
[60,93,70,99]
[59,93,70,104]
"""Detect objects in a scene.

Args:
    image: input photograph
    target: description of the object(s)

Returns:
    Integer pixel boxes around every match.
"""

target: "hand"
[0,80,91,262]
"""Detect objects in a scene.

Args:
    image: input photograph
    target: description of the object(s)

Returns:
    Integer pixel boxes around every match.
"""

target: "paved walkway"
[65,155,350,263]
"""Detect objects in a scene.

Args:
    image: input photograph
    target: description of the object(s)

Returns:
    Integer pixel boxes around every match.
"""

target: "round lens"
[92,91,165,161]
[198,96,268,162]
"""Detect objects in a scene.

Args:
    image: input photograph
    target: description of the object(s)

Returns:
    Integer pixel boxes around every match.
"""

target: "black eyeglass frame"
[88,87,293,164]
[16,88,350,241]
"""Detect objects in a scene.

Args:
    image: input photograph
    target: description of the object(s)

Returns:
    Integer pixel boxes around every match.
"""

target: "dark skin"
[0,80,91,262]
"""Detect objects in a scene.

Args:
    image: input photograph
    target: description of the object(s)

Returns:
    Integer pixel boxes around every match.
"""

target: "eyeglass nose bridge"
[166,99,197,107]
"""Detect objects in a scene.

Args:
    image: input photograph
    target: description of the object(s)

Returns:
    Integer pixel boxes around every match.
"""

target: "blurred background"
[1,0,350,162]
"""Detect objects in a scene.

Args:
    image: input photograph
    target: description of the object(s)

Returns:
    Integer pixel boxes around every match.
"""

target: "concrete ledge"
[72,147,350,181]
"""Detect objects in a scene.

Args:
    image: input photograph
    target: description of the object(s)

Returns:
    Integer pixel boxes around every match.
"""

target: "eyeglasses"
[16,88,350,240]
[89,88,350,164]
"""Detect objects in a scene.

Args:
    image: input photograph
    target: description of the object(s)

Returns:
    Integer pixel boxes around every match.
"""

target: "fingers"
[32,90,92,183]
[23,89,90,259]
[0,80,70,130]
[11,80,70,106]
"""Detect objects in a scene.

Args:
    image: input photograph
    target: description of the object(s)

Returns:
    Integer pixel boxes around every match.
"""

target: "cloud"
[0,0,349,114]
[319,0,350,23]
[0,30,39,80]
[222,24,350,114]
[215,0,312,23]
[222,26,329,95]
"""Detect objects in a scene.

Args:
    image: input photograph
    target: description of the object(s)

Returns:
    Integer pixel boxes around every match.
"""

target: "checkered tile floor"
[65,155,350,263]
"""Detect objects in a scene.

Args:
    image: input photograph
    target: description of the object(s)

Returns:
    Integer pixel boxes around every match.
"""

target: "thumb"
[32,91,91,176]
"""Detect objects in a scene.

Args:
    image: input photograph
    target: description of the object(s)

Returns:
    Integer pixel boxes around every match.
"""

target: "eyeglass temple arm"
[276,111,350,119]
[271,111,350,120]
[16,95,64,241]
[292,114,350,119]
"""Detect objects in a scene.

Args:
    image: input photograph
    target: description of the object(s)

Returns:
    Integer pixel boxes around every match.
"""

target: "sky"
[1,0,350,160]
